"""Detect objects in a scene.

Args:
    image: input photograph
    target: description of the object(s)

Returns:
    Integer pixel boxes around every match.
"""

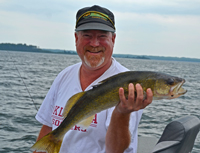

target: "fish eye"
[167,78,174,85]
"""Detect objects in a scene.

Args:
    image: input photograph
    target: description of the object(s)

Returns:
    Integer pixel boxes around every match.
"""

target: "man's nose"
[90,37,99,47]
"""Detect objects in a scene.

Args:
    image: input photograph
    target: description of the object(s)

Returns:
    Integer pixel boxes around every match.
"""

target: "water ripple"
[0,51,200,152]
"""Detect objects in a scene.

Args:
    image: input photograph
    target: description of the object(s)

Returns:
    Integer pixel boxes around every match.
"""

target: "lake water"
[0,50,199,153]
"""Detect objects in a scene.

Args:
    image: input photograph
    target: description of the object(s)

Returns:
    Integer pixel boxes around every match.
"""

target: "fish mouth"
[170,80,187,97]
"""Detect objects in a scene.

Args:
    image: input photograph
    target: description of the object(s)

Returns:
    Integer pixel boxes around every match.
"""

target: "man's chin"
[84,56,105,68]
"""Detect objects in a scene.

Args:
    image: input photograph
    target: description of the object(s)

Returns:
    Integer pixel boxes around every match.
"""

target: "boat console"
[138,115,200,153]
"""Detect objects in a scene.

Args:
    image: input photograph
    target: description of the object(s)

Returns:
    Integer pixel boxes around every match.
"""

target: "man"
[34,5,153,153]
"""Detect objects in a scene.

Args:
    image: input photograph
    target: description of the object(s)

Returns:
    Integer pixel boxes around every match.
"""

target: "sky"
[0,0,200,58]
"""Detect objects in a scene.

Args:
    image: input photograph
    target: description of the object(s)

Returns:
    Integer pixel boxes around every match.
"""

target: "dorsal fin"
[62,92,85,118]
[98,71,128,84]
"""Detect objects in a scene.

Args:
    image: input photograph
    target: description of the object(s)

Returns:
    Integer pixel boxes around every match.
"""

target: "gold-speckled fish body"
[31,71,187,153]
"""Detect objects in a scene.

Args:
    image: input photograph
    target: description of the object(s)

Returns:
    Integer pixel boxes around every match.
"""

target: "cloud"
[113,12,200,58]
[0,10,75,49]
[1,0,200,16]
[0,0,200,58]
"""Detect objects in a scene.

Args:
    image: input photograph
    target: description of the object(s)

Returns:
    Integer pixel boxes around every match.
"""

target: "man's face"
[75,30,116,70]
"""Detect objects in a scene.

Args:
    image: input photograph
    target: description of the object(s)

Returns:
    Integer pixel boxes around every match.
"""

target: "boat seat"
[152,115,200,153]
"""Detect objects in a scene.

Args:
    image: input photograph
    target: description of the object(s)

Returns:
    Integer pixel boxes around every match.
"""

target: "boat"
[137,115,200,153]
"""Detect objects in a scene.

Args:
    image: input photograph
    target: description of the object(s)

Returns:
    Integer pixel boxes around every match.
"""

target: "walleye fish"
[31,71,187,153]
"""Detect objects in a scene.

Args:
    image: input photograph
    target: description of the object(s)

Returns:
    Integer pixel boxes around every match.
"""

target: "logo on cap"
[83,12,108,21]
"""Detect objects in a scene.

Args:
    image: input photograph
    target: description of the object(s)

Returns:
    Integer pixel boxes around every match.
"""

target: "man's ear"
[75,32,78,46]
[112,33,116,44]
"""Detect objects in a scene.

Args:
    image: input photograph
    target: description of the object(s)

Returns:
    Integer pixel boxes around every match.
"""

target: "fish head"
[154,74,187,100]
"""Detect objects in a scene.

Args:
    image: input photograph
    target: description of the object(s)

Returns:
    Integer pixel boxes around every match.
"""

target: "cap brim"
[75,23,115,32]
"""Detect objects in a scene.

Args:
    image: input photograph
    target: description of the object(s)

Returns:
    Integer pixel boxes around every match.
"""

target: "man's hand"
[117,83,153,114]
[106,83,153,153]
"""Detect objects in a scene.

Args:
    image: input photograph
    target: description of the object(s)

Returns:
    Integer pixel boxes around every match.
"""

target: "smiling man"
[33,5,153,153]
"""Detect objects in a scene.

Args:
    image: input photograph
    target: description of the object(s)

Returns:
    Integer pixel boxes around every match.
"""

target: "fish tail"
[31,132,62,153]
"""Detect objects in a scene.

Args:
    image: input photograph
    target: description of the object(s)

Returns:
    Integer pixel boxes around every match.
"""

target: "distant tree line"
[113,54,150,59]
[0,43,43,52]
[1,43,199,62]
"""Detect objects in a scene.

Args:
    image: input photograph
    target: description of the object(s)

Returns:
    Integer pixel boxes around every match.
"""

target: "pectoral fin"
[77,114,95,129]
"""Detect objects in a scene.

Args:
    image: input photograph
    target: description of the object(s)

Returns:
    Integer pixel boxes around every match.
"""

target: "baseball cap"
[75,5,115,32]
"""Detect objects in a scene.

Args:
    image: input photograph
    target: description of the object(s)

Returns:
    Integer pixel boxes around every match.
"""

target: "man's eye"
[83,34,90,37]
[167,78,174,85]
[100,35,107,38]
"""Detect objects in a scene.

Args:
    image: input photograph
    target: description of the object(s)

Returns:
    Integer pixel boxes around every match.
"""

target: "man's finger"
[145,88,153,104]
[142,88,153,109]
[119,87,126,104]
[135,84,144,102]
[128,83,135,101]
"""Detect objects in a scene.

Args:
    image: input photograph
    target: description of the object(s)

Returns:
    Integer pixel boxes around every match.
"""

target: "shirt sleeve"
[35,77,59,127]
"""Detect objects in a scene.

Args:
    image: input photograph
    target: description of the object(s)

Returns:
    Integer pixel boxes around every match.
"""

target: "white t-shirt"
[36,58,143,153]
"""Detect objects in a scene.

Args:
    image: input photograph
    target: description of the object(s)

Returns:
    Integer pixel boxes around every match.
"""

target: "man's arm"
[105,83,153,153]
[33,125,52,153]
